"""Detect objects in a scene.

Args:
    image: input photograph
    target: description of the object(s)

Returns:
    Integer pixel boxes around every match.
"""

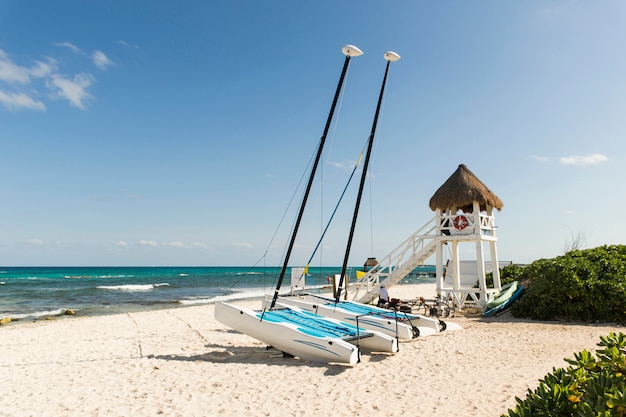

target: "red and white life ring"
[453,215,469,231]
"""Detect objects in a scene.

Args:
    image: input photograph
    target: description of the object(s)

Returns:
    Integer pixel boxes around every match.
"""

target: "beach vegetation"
[483,264,523,290]
[503,332,626,417]
[508,245,626,323]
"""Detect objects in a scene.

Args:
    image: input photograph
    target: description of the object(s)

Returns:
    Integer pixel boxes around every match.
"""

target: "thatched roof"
[363,257,378,268]
[429,164,503,213]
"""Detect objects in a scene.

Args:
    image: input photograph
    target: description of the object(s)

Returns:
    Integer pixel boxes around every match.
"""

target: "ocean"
[0,266,435,323]
[0,266,416,322]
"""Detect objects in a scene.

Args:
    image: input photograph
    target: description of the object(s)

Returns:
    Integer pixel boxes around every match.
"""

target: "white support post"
[475,239,486,293]
[490,241,501,289]
[435,209,444,295]
[452,240,460,291]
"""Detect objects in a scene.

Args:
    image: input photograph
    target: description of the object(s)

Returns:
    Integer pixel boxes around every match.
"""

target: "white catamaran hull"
[275,294,442,340]
[215,302,396,364]
[215,301,359,364]
[273,302,398,354]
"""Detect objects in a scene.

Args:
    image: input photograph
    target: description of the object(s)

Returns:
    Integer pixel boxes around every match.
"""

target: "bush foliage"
[503,332,626,417]
[504,245,626,323]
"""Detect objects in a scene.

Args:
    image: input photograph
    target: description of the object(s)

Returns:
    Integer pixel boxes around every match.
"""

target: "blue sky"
[1,1,625,266]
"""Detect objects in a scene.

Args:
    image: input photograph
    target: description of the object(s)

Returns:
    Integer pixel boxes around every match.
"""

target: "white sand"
[0,283,622,417]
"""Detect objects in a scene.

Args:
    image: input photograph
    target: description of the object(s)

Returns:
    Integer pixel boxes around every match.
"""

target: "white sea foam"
[9,308,68,320]
[178,287,295,305]
[97,283,170,291]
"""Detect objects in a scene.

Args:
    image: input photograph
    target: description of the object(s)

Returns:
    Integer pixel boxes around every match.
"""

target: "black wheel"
[412,326,420,338]
[439,320,447,332]
[435,302,450,318]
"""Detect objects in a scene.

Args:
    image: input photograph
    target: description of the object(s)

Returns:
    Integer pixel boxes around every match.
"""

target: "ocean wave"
[97,283,170,292]
[7,308,70,320]
[178,288,289,305]
[65,274,133,279]
[97,275,134,279]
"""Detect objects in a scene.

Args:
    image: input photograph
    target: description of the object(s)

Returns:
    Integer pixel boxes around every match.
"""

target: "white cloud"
[53,42,82,54]
[559,153,608,166]
[139,240,158,247]
[47,73,94,109]
[0,50,32,84]
[529,154,549,162]
[30,59,56,79]
[328,160,359,171]
[161,241,209,249]
[92,50,113,70]
[115,240,129,247]
[233,242,253,249]
[163,241,185,248]
[189,242,209,249]
[0,51,56,84]
[116,40,140,51]
[0,90,45,111]
[0,45,111,111]
[23,239,44,246]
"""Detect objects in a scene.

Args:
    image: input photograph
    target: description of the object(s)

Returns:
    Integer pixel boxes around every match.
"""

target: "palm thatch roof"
[363,257,378,269]
[429,164,503,213]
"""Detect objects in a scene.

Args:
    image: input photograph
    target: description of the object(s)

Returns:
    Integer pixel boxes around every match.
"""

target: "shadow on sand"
[149,343,393,375]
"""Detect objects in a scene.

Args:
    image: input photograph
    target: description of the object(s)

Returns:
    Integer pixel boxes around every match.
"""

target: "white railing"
[350,217,439,304]
[349,212,499,305]
[438,213,496,236]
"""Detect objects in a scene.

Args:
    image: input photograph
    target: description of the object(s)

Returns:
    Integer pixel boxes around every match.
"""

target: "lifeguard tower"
[429,164,504,307]
[350,164,504,309]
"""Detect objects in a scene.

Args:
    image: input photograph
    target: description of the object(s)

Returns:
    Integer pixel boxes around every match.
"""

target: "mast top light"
[342,45,364,57]
[384,51,401,62]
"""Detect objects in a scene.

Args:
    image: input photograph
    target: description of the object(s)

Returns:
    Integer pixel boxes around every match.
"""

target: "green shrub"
[511,245,626,323]
[503,332,626,417]
[486,264,524,288]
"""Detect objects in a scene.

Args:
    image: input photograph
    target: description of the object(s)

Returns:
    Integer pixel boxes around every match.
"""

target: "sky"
[1,1,625,267]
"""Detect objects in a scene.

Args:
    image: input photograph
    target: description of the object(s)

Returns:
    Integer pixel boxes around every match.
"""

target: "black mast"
[269,45,363,310]
[335,51,401,303]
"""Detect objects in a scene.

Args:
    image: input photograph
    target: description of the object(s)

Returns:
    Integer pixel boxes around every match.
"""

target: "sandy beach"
[0,283,622,417]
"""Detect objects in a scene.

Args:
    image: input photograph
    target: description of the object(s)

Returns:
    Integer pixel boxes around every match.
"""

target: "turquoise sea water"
[0,266,349,321]
[0,266,435,322]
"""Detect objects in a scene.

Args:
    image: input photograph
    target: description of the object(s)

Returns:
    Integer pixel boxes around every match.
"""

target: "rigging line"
[251,143,318,270]
[271,149,320,291]
[368,162,375,256]
[336,51,400,304]
[367,89,386,257]
[318,66,350,270]
[299,148,366,286]
[228,150,317,298]
[268,48,360,312]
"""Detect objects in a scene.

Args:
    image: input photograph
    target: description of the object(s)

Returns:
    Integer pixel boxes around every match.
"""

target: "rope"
[297,142,368,289]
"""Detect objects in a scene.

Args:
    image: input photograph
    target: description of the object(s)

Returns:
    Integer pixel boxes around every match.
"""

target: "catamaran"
[276,51,461,339]
[215,45,400,364]
[274,293,441,339]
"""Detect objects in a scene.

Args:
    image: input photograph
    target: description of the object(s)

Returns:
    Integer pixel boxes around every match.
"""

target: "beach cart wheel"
[412,326,420,338]
[432,302,450,318]
[439,321,447,332]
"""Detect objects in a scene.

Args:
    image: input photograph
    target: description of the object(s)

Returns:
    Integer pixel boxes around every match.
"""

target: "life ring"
[453,215,469,230]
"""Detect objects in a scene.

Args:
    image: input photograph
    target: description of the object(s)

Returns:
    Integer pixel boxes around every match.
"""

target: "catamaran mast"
[335,51,401,304]
[269,45,363,310]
